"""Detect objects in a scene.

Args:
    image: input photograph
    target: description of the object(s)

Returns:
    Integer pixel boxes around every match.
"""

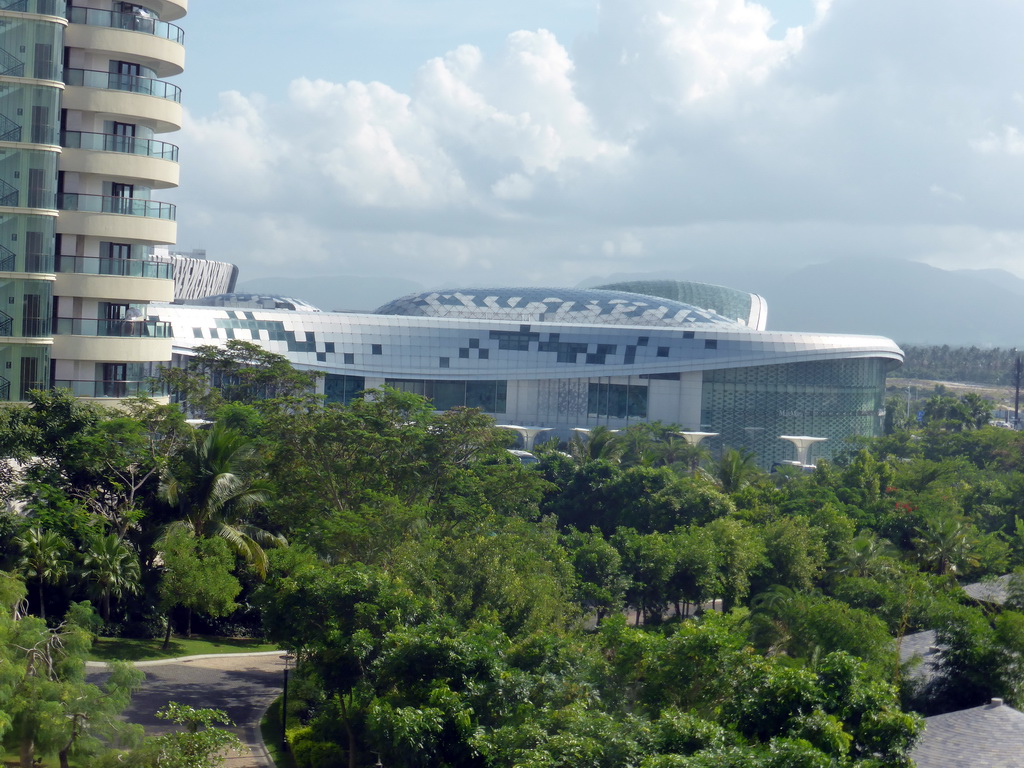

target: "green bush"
[290,727,346,768]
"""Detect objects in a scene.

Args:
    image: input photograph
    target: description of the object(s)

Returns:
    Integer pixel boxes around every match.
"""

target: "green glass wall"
[0,81,60,144]
[0,212,54,271]
[0,276,51,336]
[701,358,893,467]
[0,14,63,81]
[0,343,47,401]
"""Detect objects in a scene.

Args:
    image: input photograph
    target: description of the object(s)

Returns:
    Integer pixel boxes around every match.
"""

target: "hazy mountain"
[583,258,1024,347]
[235,275,424,312]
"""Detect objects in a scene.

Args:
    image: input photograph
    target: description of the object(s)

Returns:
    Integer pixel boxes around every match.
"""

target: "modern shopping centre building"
[0,4,903,466]
[152,282,904,467]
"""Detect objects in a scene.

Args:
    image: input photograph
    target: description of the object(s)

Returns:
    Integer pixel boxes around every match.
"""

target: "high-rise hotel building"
[0,0,183,402]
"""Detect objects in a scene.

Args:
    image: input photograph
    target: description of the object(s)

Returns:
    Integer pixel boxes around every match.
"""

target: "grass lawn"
[89,634,279,662]
[260,697,297,768]
[1,752,88,767]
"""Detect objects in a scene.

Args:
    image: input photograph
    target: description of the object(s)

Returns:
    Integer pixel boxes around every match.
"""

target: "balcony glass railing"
[67,7,185,45]
[55,254,173,279]
[0,0,66,16]
[54,316,172,338]
[61,130,178,162]
[57,193,176,221]
[64,68,181,103]
[52,379,164,398]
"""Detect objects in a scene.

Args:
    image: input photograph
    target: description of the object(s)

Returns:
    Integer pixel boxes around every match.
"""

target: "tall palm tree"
[13,527,71,620]
[80,533,141,622]
[160,424,284,577]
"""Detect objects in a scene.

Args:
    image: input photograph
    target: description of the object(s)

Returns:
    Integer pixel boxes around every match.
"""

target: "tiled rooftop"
[911,700,1024,768]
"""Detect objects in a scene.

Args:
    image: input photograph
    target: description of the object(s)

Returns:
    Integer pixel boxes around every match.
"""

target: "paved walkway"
[88,652,286,768]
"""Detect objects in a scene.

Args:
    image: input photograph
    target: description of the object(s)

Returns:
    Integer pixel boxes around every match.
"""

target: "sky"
[168,0,1024,290]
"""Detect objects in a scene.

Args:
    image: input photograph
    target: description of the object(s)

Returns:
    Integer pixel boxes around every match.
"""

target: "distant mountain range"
[584,258,1024,347]
[235,275,423,313]
[238,259,1024,347]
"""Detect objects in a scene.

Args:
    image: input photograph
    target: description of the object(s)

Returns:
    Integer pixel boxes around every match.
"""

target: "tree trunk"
[20,733,34,768]
[338,691,358,768]
[103,591,111,623]
[59,748,71,768]
[187,607,192,638]
[37,579,45,621]
[163,611,173,649]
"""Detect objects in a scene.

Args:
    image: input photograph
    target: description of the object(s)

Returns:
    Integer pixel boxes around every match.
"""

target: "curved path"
[87,652,286,768]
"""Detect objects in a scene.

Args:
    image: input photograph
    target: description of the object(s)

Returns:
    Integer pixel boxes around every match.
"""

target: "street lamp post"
[281,652,295,751]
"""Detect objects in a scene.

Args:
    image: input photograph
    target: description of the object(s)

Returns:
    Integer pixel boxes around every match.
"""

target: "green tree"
[159,339,321,418]
[568,425,624,464]
[913,511,980,577]
[79,532,141,623]
[12,527,71,620]
[160,423,282,577]
[158,529,241,644]
[715,448,763,494]
[754,517,828,594]
[564,527,628,623]
[0,587,142,768]
[104,703,243,768]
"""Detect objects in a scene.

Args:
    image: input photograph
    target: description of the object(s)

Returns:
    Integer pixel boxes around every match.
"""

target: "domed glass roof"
[375,288,741,327]
[180,293,322,312]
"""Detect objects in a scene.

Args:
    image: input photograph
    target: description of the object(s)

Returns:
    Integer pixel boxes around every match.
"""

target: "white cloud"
[971,126,1024,156]
[176,0,1024,285]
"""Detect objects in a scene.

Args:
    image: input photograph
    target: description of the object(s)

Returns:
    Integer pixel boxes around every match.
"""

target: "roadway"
[87,652,286,768]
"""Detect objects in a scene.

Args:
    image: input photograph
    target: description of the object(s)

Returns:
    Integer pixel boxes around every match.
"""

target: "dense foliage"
[899,344,1021,386]
[1,343,1023,765]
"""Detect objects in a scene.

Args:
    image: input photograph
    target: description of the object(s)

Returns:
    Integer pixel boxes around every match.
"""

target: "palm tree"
[652,435,709,475]
[715,447,762,494]
[80,533,141,622]
[568,426,624,464]
[13,527,71,620]
[913,513,979,577]
[830,531,897,579]
[160,424,283,577]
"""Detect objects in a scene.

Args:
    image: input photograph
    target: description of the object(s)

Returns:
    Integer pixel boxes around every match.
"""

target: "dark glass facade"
[385,378,508,413]
[324,373,364,405]
[587,381,648,419]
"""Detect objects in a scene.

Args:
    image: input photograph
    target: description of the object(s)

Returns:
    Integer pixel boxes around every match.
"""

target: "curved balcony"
[64,68,181,103]
[136,0,186,23]
[57,192,175,220]
[56,253,175,303]
[67,7,184,45]
[56,253,173,279]
[61,84,181,133]
[61,130,178,161]
[54,316,172,338]
[65,15,184,77]
[52,378,165,399]
[0,0,66,17]
[50,332,172,362]
[59,145,179,188]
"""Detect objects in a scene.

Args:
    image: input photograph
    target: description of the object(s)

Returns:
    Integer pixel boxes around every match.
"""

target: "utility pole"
[1014,355,1022,430]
